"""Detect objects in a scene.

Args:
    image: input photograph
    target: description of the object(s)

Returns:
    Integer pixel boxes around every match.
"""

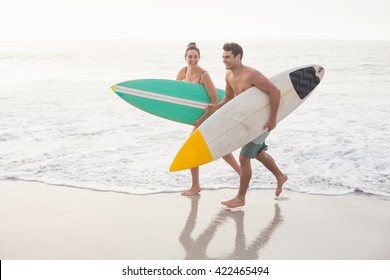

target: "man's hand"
[205,104,218,114]
[263,118,277,131]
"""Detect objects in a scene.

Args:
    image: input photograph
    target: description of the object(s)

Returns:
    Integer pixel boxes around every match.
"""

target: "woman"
[176,42,240,196]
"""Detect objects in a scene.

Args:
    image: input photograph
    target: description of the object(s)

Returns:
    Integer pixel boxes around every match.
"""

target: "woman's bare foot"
[181,185,201,196]
[221,196,245,208]
[275,174,288,197]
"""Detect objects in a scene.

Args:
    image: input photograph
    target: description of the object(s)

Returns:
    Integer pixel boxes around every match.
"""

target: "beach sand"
[0,179,389,260]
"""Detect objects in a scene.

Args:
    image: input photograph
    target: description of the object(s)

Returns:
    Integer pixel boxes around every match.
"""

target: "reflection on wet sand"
[180,195,283,259]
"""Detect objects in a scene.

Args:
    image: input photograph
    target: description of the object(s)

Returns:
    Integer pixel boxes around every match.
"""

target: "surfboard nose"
[111,84,117,92]
[169,129,214,172]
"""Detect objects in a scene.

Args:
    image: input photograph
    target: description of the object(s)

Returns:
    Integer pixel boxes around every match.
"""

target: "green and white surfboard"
[111,79,225,125]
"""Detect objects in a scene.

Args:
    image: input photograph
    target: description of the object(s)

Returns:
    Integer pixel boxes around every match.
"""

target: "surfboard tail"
[169,129,214,172]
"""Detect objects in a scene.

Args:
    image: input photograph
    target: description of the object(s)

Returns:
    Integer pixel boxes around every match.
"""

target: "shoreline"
[2,178,388,198]
[1,179,389,260]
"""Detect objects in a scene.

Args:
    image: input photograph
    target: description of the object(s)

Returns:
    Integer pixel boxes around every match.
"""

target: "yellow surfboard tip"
[170,129,214,172]
[111,84,116,92]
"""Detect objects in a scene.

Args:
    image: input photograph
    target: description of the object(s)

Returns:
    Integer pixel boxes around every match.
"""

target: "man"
[208,43,288,208]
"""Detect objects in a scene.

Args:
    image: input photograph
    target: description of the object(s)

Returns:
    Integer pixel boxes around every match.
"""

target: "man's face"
[222,50,238,70]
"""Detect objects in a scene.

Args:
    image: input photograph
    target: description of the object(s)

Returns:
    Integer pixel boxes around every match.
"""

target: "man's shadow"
[179,195,283,259]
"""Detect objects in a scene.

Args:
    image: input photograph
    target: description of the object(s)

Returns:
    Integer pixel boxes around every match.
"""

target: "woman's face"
[185,49,200,67]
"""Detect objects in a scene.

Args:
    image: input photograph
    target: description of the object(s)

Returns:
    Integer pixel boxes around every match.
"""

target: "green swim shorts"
[240,132,269,159]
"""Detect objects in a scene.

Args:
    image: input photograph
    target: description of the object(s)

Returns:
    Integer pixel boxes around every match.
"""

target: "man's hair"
[223,42,243,60]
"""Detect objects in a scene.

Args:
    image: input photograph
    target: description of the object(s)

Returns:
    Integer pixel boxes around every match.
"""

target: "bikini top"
[184,67,206,84]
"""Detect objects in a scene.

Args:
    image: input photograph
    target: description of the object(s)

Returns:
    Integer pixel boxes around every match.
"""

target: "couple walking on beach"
[176,42,288,208]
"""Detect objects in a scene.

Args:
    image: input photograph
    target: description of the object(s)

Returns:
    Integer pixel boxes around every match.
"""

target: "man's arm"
[206,72,235,113]
[251,71,281,131]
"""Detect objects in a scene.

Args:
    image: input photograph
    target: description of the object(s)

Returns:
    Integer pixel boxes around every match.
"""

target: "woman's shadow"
[179,195,283,259]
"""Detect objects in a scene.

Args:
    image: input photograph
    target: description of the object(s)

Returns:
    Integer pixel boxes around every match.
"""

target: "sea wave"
[1,39,389,197]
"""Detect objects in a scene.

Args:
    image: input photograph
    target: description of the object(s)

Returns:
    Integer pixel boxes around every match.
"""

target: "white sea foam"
[0,40,389,196]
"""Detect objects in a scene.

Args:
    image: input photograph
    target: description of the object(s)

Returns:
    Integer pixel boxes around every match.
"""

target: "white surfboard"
[170,65,325,171]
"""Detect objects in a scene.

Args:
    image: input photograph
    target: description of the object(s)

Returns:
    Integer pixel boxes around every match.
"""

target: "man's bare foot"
[181,186,201,196]
[275,174,288,197]
[221,196,245,208]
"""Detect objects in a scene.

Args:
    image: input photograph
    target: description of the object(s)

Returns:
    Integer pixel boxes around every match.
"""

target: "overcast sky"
[1,0,389,41]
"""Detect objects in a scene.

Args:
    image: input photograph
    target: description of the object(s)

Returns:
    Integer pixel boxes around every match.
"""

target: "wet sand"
[1,179,389,260]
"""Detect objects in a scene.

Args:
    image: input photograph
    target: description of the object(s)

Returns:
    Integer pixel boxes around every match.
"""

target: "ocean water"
[0,39,389,196]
